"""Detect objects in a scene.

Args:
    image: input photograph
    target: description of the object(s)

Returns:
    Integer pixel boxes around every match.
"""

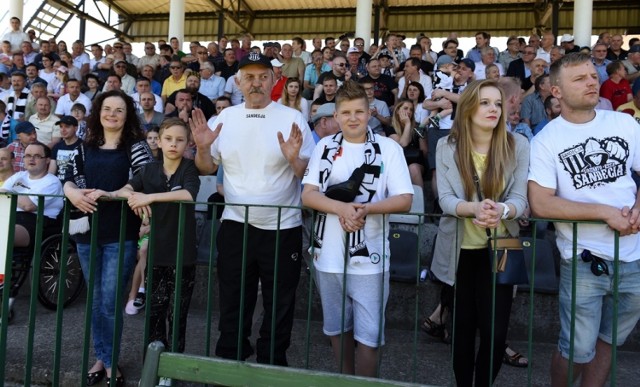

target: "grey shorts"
[315,270,389,347]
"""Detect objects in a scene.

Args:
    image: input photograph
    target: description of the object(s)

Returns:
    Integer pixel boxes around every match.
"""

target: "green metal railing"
[0,192,632,386]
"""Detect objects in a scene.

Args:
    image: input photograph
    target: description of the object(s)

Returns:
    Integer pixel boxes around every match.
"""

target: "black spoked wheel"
[37,235,85,310]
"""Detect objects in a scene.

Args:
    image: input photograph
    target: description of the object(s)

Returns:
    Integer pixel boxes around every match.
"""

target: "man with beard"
[314,55,350,100]
[365,58,397,107]
[137,92,164,132]
[166,73,215,119]
[533,95,562,135]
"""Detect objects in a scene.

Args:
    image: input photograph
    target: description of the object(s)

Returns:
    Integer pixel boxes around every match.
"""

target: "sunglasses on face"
[335,63,346,67]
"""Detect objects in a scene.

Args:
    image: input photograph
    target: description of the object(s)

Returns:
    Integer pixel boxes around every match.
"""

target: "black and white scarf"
[313,127,383,264]
[6,91,29,120]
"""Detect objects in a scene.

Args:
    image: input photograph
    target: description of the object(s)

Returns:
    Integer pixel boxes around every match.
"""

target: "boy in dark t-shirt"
[102,117,200,352]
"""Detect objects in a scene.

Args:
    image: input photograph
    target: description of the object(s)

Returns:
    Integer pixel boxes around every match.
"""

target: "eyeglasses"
[335,63,346,67]
[580,249,609,276]
[24,154,45,160]
[355,44,364,47]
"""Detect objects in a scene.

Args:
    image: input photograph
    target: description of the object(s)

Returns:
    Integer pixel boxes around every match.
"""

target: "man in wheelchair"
[1,141,63,289]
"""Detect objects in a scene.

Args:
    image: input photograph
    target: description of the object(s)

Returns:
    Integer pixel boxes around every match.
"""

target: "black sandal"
[503,344,528,368]
[420,318,445,339]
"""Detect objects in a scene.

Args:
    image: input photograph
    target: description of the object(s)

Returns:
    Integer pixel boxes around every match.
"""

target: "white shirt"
[72,52,90,70]
[55,93,92,116]
[473,61,504,80]
[398,72,433,100]
[302,136,413,274]
[529,110,640,261]
[210,102,315,229]
[535,47,551,64]
[2,30,29,52]
[2,171,64,218]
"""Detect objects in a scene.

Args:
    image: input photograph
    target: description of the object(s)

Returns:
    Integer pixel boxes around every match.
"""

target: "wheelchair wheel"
[37,235,85,310]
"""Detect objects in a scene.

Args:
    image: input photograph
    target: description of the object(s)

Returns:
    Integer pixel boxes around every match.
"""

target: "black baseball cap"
[456,58,476,71]
[238,53,273,70]
[55,115,79,126]
[15,121,36,134]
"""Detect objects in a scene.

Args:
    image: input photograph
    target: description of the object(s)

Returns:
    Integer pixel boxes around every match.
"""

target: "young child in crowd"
[426,56,456,129]
[146,127,161,160]
[70,103,87,140]
[378,54,395,78]
[101,118,200,351]
[47,65,68,101]
[124,125,163,314]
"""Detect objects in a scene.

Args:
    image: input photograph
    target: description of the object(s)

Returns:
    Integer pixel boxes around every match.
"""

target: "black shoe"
[106,371,125,387]
[133,292,145,309]
[86,369,105,386]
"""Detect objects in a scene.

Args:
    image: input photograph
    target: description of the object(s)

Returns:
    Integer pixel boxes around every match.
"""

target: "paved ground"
[4,286,640,387]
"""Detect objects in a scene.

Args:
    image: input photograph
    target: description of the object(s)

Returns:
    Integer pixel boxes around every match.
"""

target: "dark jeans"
[215,221,302,366]
[147,265,196,353]
[453,248,514,387]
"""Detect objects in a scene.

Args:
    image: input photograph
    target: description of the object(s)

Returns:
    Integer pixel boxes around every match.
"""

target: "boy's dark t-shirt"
[128,158,200,266]
[51,138,83,181]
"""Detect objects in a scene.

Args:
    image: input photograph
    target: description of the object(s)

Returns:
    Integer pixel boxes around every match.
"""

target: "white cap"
[560,34,574,43]
[270,58,284,67]
[347,46,359,54]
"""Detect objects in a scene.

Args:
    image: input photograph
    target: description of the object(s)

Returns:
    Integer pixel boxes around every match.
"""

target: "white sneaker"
[125,300,139,315]
[157,376,172,386]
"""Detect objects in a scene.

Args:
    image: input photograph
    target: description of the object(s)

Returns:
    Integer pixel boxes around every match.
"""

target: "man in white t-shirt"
[55,79,92,116]
[192,53,315,366]
[529,52,640,386]
[2,17,29,53]
[1,142,63,251]
[71,40,91,77]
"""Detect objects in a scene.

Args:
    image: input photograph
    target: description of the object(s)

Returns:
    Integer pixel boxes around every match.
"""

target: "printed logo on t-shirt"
[559,136,629,189]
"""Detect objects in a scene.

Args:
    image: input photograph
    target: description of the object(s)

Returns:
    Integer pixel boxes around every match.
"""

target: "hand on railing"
[472,199,501,229]
[66,187,98,214]
[337,202,366,233]
[608,205,640,236]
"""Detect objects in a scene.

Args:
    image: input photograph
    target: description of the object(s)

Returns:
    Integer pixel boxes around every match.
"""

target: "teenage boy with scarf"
[301,80,413,377]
